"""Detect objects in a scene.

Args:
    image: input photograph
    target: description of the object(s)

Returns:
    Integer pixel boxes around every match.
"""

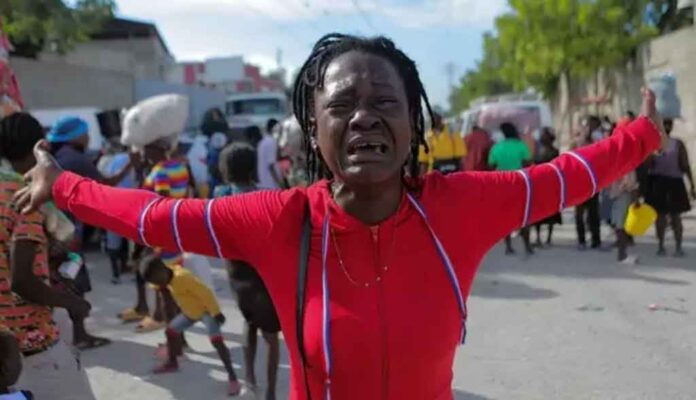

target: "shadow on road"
[470,276,558,300]
[84,339,222,399]
[479,238,693,288]
[84,335,291,399]
[454,389,492,399]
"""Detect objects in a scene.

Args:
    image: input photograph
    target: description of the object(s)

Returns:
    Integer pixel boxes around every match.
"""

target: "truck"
[459,93,553,142]
[225,92,288,131]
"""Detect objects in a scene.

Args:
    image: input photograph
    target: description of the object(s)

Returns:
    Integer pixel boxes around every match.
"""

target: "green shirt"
[488,138,531,171]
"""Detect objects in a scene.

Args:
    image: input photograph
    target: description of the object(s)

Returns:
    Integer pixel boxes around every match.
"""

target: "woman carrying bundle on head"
[115,94,193,334]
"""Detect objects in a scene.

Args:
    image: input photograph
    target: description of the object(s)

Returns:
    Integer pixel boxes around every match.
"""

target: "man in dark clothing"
[574,116,602,250]
[575,195,602,249]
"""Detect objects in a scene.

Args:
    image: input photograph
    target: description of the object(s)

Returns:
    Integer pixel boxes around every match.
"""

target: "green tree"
[494,0,656,98]
[449,0,669,115]
[0,0,115,58]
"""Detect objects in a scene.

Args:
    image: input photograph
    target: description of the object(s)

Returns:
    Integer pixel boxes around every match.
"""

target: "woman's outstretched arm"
[447,90,664,250]
[14,146,294,265]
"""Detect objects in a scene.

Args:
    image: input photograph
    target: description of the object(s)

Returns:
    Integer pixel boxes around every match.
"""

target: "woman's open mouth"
[345,137,391,164]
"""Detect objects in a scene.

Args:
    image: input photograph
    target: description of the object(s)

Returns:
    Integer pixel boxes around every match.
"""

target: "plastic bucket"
[624,203,658,237]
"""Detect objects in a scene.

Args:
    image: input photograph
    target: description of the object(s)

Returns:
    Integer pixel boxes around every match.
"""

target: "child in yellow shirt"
[141,255,241,396]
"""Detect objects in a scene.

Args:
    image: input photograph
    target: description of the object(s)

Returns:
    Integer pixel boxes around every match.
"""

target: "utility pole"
[445,62,456,91]
[276,48,283,70]
[445,62,457,113]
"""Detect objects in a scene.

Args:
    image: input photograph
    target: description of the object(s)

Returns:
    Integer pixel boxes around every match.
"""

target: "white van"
[460,94,552,142]
[225,92,288,131]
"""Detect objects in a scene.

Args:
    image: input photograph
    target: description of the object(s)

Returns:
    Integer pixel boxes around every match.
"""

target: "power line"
[275,0,325,35]
[350,0,378,33]
[240,2,294,36]
[445,62,457,90]
[278,0,311,19]
[242,1,322,39]
[446,0,454,31]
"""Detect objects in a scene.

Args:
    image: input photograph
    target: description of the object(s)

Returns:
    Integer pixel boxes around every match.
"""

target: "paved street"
[80,211,696,400]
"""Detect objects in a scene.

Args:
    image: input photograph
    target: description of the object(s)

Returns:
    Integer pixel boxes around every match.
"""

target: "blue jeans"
[169,313,221,337]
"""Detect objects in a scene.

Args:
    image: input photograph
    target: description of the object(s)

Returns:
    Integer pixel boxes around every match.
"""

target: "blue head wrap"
[46,117,89,144]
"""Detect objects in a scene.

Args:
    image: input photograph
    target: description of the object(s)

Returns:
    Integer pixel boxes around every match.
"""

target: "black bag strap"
[296,204,312,399]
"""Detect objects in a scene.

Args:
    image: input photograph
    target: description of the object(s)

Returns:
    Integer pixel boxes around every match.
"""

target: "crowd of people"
[0,110,290,398]
[428,112,694,264]
[0,33,692,400]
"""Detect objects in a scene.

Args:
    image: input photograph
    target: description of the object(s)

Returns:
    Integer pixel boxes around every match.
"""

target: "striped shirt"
[143,159,190,199]
[0,168,58,354]
[142,159,191,267]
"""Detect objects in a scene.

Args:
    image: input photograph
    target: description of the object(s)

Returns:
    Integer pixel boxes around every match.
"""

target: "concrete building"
[168,56,285,94]
[12,17,175,109]
[204,56,246,87]
[42,17,174,81]
[642,26,696,162]
[10,16,226,140]
[167,56,245,93]
[10,56,135,110]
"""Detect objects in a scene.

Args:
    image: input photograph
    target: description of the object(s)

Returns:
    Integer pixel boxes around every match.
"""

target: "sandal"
[152,361,179,374]
[136,316,166,333]
[118,308,147,323]
[154,344,183,360]
[228,379,242,396]
[154,345,169,360]
[75,336,112,351]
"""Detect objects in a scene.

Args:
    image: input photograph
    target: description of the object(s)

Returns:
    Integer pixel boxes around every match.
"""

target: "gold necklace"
[330,222,397,288]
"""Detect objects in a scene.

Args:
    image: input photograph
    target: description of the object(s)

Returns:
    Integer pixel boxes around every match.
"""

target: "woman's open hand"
[13,140,63,214]
[639,88,668,151]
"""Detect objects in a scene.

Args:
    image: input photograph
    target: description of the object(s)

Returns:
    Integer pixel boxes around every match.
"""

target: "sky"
[114,0,508,109]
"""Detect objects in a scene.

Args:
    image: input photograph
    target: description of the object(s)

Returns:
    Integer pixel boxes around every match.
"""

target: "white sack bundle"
[121,94,189,147]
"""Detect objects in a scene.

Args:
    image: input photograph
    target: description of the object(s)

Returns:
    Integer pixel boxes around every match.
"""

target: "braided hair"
[0,112,45,162]
[292,33,433,183]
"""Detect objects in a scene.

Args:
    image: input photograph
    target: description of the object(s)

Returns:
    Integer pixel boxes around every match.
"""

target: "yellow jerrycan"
[624,203,658,237]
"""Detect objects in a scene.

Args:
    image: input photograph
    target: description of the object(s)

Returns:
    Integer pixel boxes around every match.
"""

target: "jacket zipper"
[370,226,389,399]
